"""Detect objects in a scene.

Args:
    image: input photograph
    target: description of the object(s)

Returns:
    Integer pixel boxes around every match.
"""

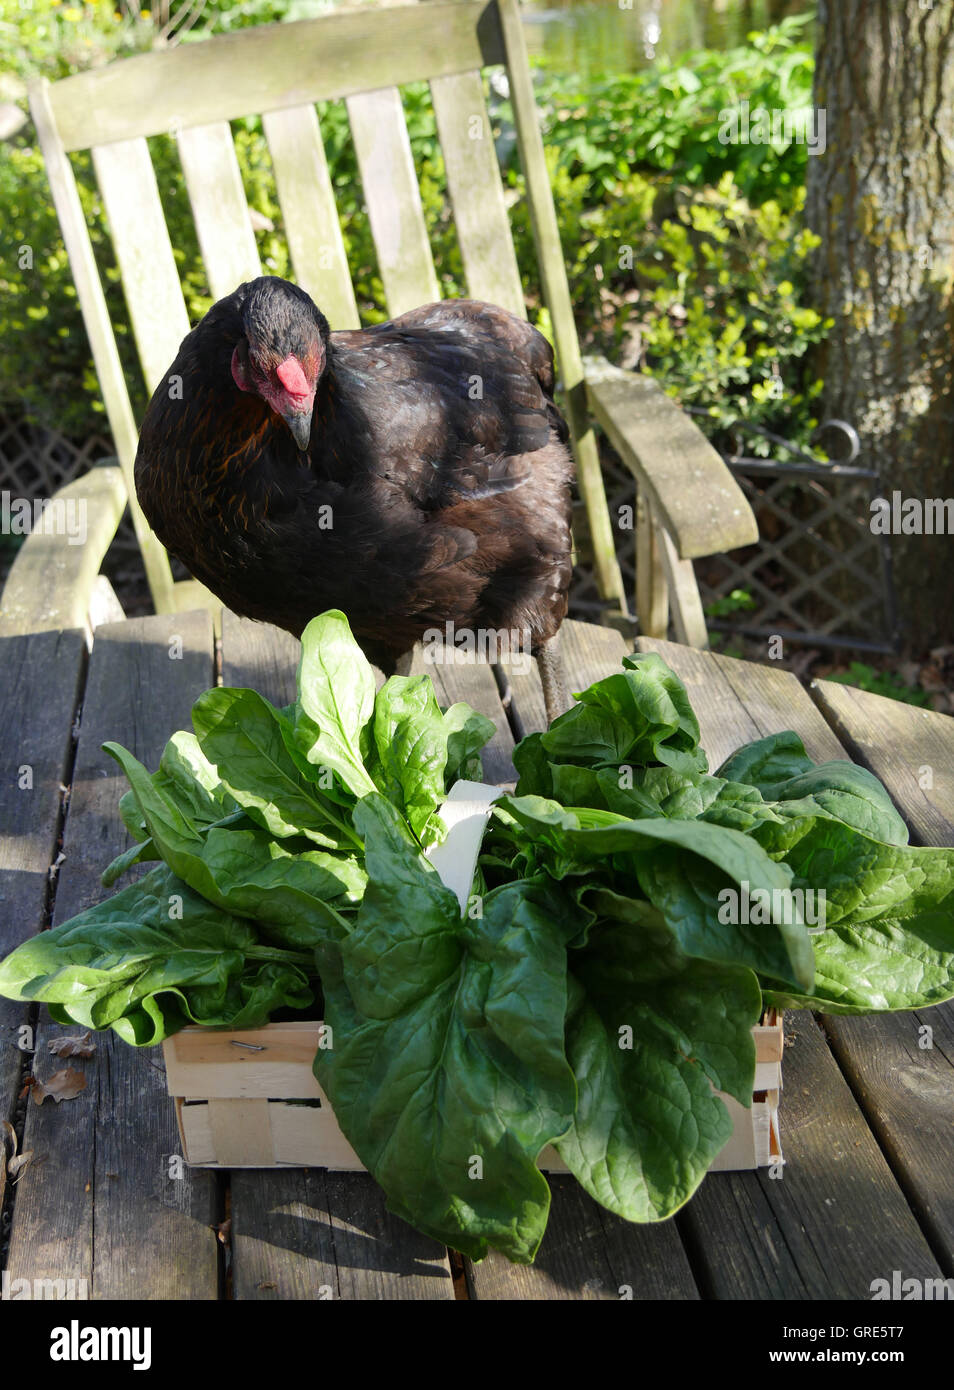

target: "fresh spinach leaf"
[292,610,377,798]
[102,742,352,947]
[762,905,954,1013]
[556,892,761,1220]
[718,732,909,845]
[498,794,815,990]
[540,651,707,773]
[0,866,316,1045]
[192,686,361,850]
[313,795,579,1263]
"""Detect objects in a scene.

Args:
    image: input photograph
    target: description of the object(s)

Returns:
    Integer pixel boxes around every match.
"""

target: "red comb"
[276,356,311,399]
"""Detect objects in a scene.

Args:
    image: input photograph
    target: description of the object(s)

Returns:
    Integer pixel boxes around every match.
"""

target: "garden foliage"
[1,3,825,450]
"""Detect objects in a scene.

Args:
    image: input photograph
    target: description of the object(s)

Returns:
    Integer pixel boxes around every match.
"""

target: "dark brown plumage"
[135,277,574,702]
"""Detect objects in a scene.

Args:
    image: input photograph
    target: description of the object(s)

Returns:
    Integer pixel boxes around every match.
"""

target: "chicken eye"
[230,339,253,393]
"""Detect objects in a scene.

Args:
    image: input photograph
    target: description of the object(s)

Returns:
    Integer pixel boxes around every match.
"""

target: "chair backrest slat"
[429,71,525,318]
[345,88,439,317]
[262,105,360,330]
[47,1,503,152]
[495,0,627,610]
[496,0,581,393]
[92,138,192,395]
[29,80,176,611]
[177,122,262,301]
[30,85,139,473]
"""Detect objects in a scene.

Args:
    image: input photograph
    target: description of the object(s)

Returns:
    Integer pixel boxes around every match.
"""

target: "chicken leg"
[394,634,570,728]
[535,632,571,726]
[394,648,417,678]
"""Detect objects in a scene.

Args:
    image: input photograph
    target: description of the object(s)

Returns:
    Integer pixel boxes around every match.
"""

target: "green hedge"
[0,2,826,452]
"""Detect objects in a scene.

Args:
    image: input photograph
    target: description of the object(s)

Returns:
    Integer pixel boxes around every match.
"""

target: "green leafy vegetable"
[292,609,378,798]
[537,651,707,776]
[0,866,316,1046]
[557,893,762,1220]
[371,675,495,845]
[192,686,360,849]
[496,793,814,990]
[313,796,581,1264]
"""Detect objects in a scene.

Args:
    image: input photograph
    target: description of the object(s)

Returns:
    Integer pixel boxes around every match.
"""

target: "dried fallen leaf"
[48,1031,96,1059]
[257,1281,277,1291]
[28,1067,88,1105]
[0,1121,21,1207]
[8,1151,33,1181]
[216,1218,232,1246]
[0,1124,12,1209]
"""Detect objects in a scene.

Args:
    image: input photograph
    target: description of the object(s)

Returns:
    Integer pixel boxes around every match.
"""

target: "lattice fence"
[571,426,897,654]
[695,457,898,653]
[0,410,148,606]
[0,412,115,497]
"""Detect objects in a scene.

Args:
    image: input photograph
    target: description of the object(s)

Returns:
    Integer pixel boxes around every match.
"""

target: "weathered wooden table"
[2,614,953,1300]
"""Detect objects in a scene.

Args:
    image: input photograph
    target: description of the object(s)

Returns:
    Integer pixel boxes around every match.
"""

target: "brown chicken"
[135,276,574,717]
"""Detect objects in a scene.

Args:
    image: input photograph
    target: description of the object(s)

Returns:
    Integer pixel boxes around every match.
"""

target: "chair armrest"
[0,463,128,636]
[583,357,758,558]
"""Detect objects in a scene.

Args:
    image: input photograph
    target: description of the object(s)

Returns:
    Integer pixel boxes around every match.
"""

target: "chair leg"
[535,633,571,725]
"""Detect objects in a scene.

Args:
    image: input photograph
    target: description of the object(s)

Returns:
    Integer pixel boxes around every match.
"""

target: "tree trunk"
[806,0,954,651]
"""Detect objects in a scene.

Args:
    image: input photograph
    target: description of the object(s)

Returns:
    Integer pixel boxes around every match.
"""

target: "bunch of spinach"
[2,615,953,1265]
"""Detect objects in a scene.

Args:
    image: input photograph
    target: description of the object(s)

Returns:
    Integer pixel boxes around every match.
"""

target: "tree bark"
[806,0,954,650]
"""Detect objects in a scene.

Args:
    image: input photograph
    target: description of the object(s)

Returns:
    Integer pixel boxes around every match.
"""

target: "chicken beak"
[283,408,313,452]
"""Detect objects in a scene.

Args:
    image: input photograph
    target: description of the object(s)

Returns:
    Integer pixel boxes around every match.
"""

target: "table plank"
[818,1006,954,1275]
[631,639,952,1295]
[220,611,301,709]
[6,613,220,1299]
[0,631,86,1138]
[230,1170,455,1300]
[426,658,517,787]
[810,678,954,846]
[469,1176,699,1301]
[807,678,954,1274]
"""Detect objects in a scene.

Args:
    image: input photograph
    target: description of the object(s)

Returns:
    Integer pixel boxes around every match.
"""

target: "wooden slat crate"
[162,1010,785,1173]
[709,1010,784,1172]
